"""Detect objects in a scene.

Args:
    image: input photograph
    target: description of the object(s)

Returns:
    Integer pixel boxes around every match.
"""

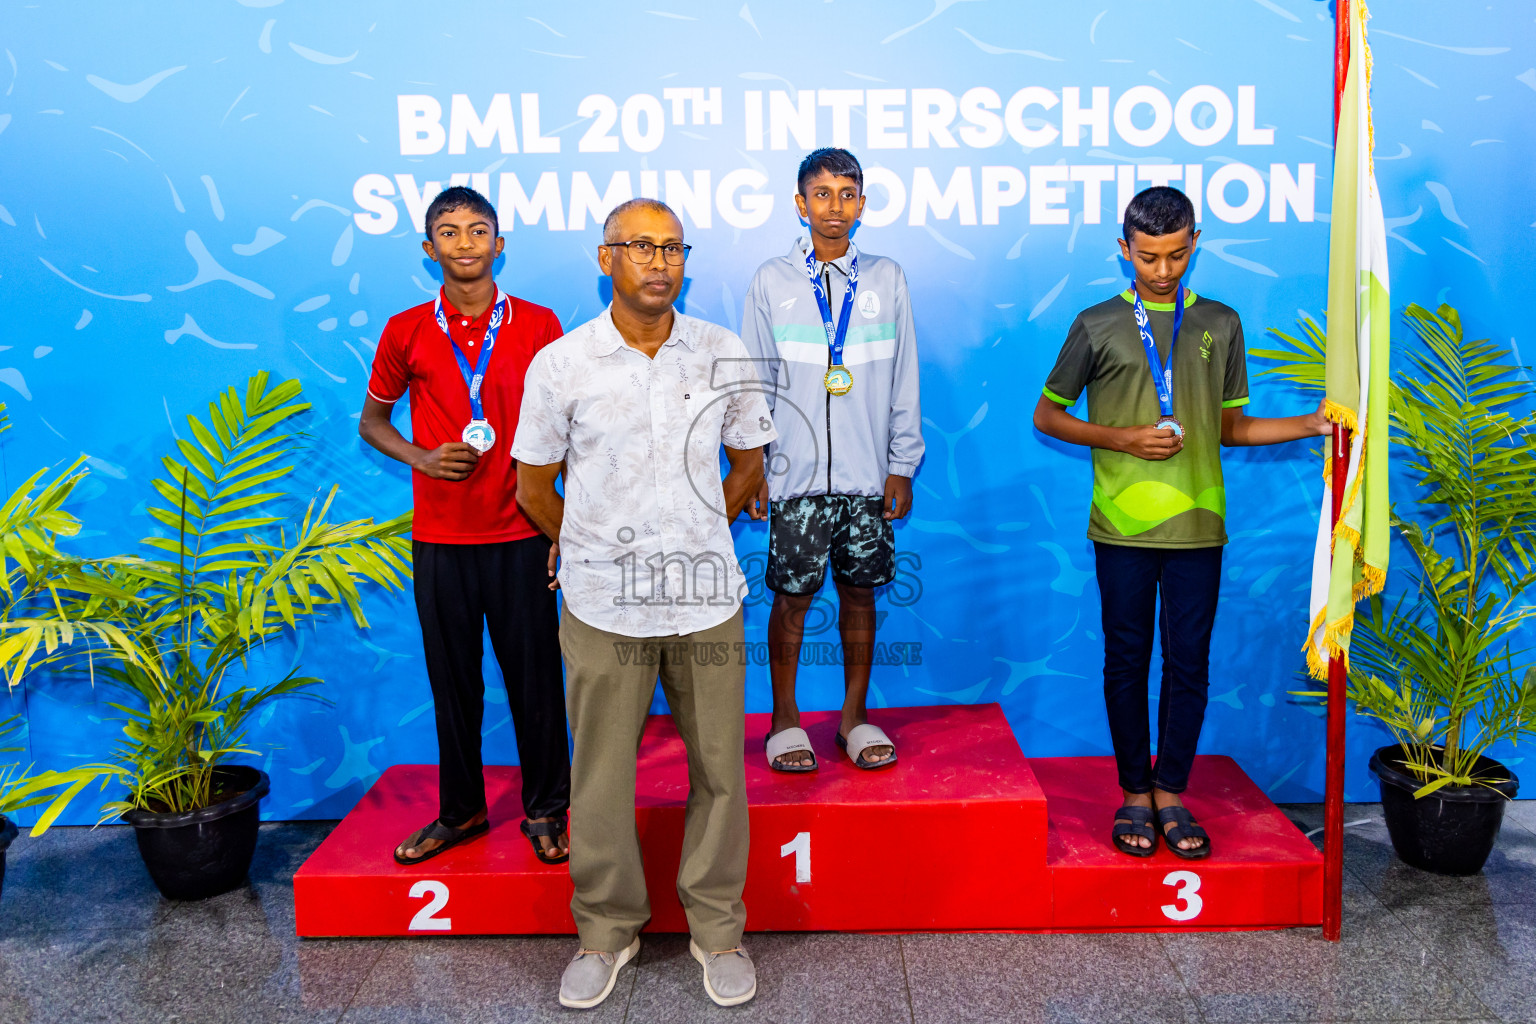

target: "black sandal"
[1156,805,1212,860]
[521,815,569,865]
[1111,805,1158,858]
[393,818,489,866]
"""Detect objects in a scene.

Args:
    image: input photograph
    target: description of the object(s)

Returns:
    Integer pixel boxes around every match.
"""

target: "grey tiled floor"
[0,804,1533,1023]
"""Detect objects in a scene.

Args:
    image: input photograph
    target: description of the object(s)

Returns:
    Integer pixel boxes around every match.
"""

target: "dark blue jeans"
[1093,542,1223,795]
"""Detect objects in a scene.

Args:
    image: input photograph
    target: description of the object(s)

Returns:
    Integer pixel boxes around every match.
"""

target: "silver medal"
[462,419,496,453]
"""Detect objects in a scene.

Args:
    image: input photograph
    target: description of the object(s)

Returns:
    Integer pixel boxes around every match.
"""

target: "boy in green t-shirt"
[1033,186,1328,859]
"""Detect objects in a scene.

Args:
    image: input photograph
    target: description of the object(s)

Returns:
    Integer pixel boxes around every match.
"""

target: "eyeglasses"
[604,240,691,266]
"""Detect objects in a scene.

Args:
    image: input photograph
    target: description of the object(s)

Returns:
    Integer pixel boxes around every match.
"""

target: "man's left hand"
[883,475,913,520]
[749,478,770,521]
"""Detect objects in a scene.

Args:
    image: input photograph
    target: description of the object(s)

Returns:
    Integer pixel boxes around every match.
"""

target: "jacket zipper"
[823,265,834,496]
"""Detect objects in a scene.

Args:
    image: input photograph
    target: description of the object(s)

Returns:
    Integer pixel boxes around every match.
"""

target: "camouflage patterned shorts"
[767,495,896,596]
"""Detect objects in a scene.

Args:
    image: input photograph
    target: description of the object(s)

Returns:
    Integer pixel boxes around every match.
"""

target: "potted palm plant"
[0,373,412,899]
[1264,304,1535,875]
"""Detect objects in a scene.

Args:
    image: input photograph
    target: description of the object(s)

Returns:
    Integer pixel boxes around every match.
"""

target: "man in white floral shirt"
[513,198,775,1010]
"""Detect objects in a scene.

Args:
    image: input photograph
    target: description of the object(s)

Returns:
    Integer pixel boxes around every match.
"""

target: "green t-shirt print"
[1043,290,1250,549]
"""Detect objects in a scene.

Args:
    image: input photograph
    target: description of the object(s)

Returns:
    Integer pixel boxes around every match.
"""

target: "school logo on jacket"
[859,291,881,319]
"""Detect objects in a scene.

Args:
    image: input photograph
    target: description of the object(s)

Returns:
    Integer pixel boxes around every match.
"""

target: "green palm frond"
[1394,305,1536,595]
[143,372,309,571]
[0,712,122,833]
[0,458,88,591]
[1253,314,1327,395]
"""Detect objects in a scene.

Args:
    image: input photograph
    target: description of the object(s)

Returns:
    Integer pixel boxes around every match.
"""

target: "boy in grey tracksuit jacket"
[739,147,923,775]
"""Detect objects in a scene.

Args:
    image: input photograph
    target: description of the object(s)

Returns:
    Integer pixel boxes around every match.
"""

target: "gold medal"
[824,365,853,396]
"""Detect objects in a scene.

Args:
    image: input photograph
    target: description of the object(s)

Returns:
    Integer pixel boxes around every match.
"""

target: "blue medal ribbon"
[434,289,507,423]
[1132,285,1185,423]
[804,247,858,372]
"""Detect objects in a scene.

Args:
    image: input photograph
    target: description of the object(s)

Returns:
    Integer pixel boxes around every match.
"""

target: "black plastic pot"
[122,765,270,901]
[1369,745,1519,876]
[0,814,17,901]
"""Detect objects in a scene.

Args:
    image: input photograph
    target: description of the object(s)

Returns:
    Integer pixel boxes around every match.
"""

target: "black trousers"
[1093,542,1223,795]
[414,536,570,827]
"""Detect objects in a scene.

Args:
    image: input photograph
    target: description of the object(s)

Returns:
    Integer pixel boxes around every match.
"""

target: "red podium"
[293,704,1320,937]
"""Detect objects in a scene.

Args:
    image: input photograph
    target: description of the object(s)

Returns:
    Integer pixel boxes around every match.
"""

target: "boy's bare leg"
[767,591,815,767]
[833,579,892,763]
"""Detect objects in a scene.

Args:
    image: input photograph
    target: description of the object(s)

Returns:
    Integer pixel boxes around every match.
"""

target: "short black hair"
[797,148,863,196]
[424,185,498,238]
[1123,186,1195,242]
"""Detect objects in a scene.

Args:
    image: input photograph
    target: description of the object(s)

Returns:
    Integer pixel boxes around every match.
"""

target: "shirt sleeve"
[1222,316,1251,408]
[510,347,571,465]
[1042,315,1095,407]
[886,264,924,478]
[718,332,779,451]
[367,317,410,403]
[538,307,565,350]
[737,270,780,414]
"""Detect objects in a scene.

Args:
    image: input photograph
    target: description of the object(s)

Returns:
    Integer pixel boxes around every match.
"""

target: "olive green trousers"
[559,609,748,952]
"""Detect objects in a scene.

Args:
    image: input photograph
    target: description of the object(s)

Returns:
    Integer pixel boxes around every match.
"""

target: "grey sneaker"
[559,937,640,1009]
[689,939,757,1007]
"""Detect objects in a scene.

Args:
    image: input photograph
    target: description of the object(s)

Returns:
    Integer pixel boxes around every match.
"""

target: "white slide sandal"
[836,723,898,770]
[765,727,818,772]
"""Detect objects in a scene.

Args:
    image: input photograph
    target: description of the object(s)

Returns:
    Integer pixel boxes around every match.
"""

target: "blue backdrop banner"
[1,1,1531,822]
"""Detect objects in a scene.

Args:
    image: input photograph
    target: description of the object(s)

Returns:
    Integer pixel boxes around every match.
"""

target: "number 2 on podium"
[780,832,811,883]
[409,879,452,931]
[1160,870,1203,921]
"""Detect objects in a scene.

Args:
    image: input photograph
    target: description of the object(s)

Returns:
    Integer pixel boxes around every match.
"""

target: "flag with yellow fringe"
[1306,0,1391,679]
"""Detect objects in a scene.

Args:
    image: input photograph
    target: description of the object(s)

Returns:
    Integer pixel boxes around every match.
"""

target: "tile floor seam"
[618,936,641,1022]
[896,933,917,1024]
[1379,898,1506,1024]
[1347,851,1396,907]
[1504,814,1536,842]
[333,938,389,1023]
[1344,860,1376,909]
[1152,929,1212,1024]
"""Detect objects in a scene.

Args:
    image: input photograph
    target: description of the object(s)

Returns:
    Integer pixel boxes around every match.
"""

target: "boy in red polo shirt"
[360,186,570,866]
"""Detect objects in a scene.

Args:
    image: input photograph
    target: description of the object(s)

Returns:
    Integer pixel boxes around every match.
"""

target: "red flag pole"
[1322,0,1353,944]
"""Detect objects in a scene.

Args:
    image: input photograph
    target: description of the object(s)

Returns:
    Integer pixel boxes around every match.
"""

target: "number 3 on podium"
[1160,870,1203,922]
